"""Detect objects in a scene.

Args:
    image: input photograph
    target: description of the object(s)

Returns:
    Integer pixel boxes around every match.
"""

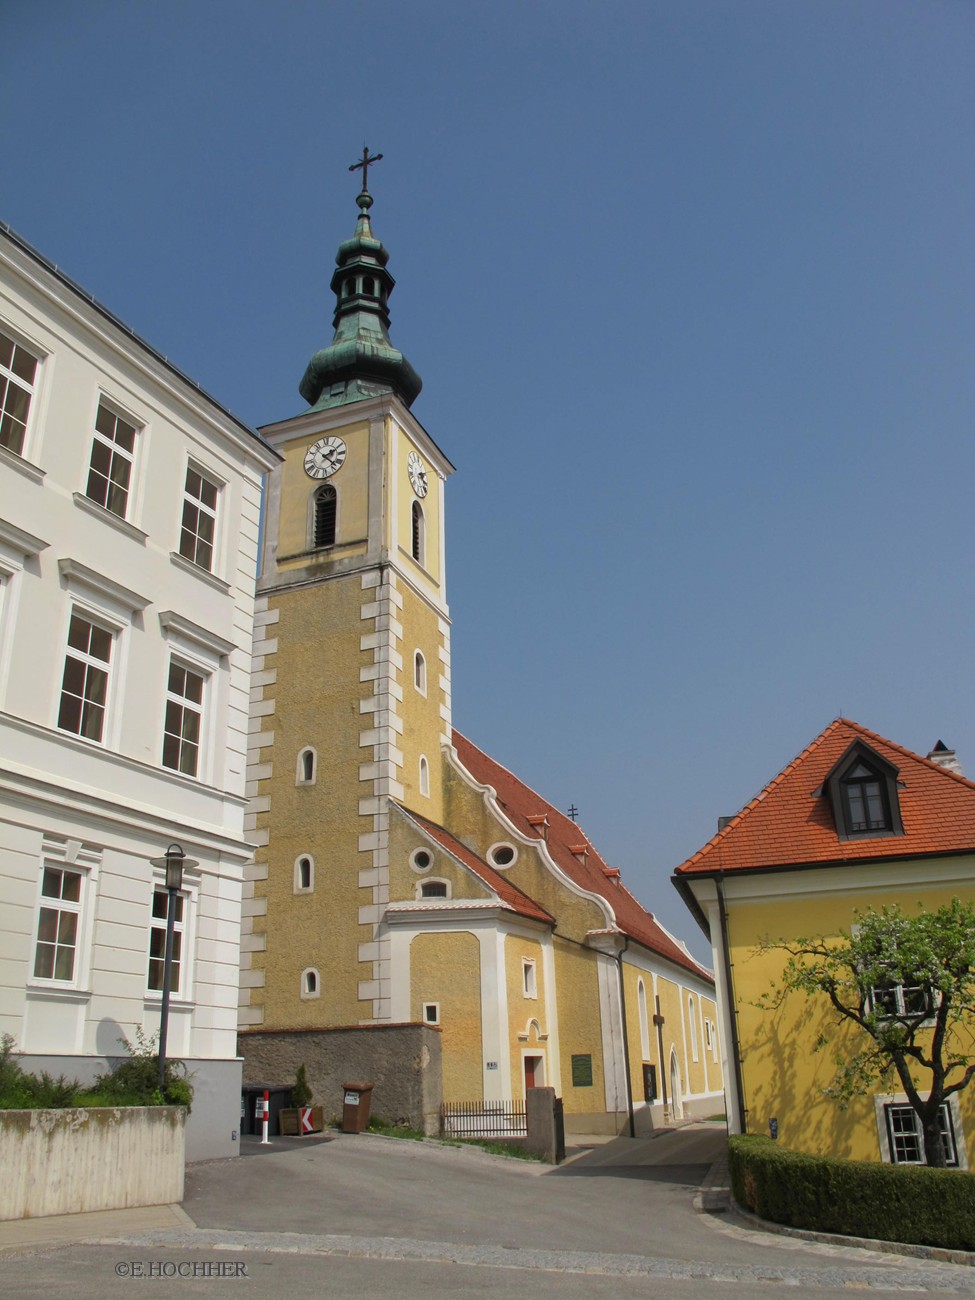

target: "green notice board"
[571,1053,593,1087]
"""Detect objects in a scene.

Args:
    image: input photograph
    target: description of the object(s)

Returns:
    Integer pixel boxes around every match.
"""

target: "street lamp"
[148,843,196,1092]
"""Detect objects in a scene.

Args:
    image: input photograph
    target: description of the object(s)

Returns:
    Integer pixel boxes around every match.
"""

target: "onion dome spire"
[299,149,422,412]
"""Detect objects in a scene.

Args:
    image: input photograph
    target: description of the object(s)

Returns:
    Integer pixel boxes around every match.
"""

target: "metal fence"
[440,1099,527,1139]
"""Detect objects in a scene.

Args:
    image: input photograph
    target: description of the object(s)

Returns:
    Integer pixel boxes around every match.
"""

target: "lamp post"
[148,843,194,1092]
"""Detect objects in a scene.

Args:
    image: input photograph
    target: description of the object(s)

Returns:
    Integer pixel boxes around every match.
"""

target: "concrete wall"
[239,1024,442,1135]
[18,1053,242,1161]
[0,1106,185,1220]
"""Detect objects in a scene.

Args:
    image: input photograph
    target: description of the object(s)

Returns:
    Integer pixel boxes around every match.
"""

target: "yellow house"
[674,718,975,1166]
[238,174,720,1134]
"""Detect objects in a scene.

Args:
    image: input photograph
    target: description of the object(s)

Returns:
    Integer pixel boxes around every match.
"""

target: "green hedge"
[728,1135,975,1252]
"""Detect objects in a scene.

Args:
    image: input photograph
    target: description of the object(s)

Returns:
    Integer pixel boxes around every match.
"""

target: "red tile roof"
[396,805,555,925]
[675,718,975,877]
[451,731,711,980]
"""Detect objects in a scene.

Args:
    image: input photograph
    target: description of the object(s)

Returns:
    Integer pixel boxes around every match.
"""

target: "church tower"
[239,160,454,1029]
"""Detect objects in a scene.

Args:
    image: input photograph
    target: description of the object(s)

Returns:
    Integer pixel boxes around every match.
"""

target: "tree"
[762,899,975,1168]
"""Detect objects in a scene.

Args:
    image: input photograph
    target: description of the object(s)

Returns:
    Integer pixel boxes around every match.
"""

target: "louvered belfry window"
[314,485,337,547]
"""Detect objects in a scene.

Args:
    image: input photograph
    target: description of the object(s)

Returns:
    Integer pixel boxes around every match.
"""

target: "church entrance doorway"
[523,1054,544,1091]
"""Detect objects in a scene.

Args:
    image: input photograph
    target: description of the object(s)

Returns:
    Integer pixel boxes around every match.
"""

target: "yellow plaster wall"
[397,584,446,819]
[440,765,607,942]
[393,423,441,591]
[728,878,975,1161]
[277,418,371,562]
[387,811,493,903]
[622,966,657,1104]
[410,931,482,1100]
[553,939,606,1114]
[654,976,690,1112]
[505,936,546,1094]
[250,577,373,1027]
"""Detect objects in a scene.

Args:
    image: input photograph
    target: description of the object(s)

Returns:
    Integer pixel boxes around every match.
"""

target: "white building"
[0,222,278,1159]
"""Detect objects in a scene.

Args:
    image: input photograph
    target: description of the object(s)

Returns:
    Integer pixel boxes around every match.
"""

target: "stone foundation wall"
[238,1024,443,1135]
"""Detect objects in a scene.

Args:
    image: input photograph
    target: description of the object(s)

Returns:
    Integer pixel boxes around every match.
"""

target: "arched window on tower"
[419,754,430,797]
[363,276,375,296]
[411,501,424,565]
[314,485,337,548]
[414,650,426,695]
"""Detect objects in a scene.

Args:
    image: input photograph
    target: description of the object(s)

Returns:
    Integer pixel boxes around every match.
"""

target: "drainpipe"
[716,875,747,1134]
[615,937,636,1138]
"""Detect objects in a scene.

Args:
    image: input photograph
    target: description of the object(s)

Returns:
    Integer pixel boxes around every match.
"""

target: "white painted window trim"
[487,842,518,869]
[410,847,434,873]
[178,457,224,577]
[419,754,430,797]
[414,649,427,696]
[638,978,651,1060]
[85,393,142,524]
[688,994,699,1062]
[294,854,315,893]
[522,957,538,1000]
[300,967,321,999]
[296,746,317,785]
[144,865,199,1006]
[422,1001,440,1026]
[56,603,123,749]
[26,840,101,997]
[874,1093,967,1169]
[417,877,450,901]
[0,318,43,460]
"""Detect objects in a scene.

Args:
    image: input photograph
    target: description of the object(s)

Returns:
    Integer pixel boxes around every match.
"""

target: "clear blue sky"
[4,1,972,962]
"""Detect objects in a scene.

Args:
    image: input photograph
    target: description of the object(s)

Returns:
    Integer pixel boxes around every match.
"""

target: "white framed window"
[86,400,138,519]
[419,754,430,797]
[875,1095,965,1168]
[488,842,517,869]
[294,855,314,893]
[162,658,206,777]
[32,865,84,982]
[638,979,651,1060]
[414,650,426,695]
[522,958,537,1000]
[704,1018,713,1051]
[147,888,185,995]
[0,326,39,457]
[296,747,317,785]
[301,967,320,999]
[410,847,434,873]
[688,995,699,1062]
[179,463,220,572]
[423,1002,440,1025]
[57,611,114,742]
[418,878,449,900]
[868,980,937,1023]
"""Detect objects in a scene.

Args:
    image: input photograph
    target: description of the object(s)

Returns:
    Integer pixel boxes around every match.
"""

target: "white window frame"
[488,842,517,869]
[638,978,651,1061]
[85,397,140,521]
[178,460,222,574]
[422,1001,440,1026]
[31,863,86,985]
[296,746,317,785]
[146,886,187,997]
[0,323,41,460]
[414,650,427,696]
[294,854,315,894]
[410,847,434,873]
[417,878,450,901]
[874,1093,967,1169]
[161,656,207,779]
[522,958,538,1000]
[419,754,430,797]
[56,607,117,745]
[301,967,321,1000]
[688,995,699,1062]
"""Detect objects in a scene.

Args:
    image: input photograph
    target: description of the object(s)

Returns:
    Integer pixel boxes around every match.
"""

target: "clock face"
[408,450,429,498]
[304,437,347,480]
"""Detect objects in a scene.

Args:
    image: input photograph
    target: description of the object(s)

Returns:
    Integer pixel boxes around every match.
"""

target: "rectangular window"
[86,402,137,518]
[883,1103,957,1167]
[869,981,935,1020]
[33,866,83,981]
[147,888,184,993]
[423,1002,440,1025]
[522,958,537,999]
[179,466,219,572]
[0,327,38,456]
[57,613,113,741]
[162,660,205,776]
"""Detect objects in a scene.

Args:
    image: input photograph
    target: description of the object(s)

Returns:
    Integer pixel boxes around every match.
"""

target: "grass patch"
[365,1117,427,1141]
[460,1138,546,1161]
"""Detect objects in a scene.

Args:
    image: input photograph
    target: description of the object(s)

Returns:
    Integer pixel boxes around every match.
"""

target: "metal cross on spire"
[349,146,383,193]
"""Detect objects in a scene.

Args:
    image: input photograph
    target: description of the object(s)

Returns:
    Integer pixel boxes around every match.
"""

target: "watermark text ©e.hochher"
[115,1261,249,1279]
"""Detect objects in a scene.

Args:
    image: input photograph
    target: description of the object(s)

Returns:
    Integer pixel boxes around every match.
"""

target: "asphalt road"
[2,1124,974,1298]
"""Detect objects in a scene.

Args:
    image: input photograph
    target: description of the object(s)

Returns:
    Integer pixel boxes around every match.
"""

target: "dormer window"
[824,741,904,840]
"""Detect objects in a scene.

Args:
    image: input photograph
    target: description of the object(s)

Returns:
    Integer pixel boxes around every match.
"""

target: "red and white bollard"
[260,1089,271,1145]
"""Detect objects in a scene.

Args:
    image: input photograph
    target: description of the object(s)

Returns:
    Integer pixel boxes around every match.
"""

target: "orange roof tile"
[674,718,975,877]
[452,731,711,980]
[396,805,555,925]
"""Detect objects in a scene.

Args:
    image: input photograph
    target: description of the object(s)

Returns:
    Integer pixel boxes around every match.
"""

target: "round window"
[410,848,433,872]
[489,843,517,868]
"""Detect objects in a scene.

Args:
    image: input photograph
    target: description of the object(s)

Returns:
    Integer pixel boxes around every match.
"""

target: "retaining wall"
[0,1106,185,1220]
